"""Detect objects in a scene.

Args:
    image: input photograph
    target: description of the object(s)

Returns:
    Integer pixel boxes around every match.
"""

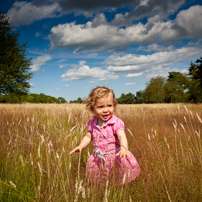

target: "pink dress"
[87,115,141,186]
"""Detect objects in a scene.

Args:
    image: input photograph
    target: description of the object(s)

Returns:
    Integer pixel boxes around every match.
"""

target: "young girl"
[70,86,141,186]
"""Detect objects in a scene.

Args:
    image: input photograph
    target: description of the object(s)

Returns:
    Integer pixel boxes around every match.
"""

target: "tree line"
[0,93,66,103]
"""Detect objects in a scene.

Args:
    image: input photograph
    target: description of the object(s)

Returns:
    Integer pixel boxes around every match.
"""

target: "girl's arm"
[69,132,92,155]
[116,130,130,159]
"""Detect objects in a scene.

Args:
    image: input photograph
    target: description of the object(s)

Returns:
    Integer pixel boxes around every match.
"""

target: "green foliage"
[58,97,66,103]
[164,72,190,103]
[188,79,202,103]
[144,76,166,103]
[70,97,84,103]
[189,57,202,87]
[0,93,67,103]
[135,90,145,103]
[0,12,33,95]
[117,92,135,104]
[188,59,202,103]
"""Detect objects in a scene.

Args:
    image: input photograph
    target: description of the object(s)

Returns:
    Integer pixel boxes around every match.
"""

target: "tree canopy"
[0,12,33,95]
[189,58,202,87]
[164,72,190,103]
[117,93,135,104]
[144,76,166,103]
[188,59,202,103]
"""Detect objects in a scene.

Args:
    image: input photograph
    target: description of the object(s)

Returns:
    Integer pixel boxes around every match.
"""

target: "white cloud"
[126,72,143,77]
[138,44,174,52]
[48,5,202,53]
[65,84,70,87]
[49,20,172,53]
[49,17,173,53]
[105,47,202,73]
[145,66,189,79]
[125,82,136,86]
[7,1,61,26]
[175,5,202,38]
[30,55,52,71]
[61,63,119,81]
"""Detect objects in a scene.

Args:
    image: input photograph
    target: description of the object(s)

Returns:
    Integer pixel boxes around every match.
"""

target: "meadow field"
[0,103,201,202]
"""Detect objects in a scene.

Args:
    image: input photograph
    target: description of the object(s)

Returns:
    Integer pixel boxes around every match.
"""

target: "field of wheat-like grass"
[0,103,202,201]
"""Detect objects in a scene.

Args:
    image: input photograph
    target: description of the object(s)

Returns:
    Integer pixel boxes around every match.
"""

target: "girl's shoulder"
[87,116,97,134]
[110,115,125,132]
[110,115,124,124]
[87,116,97,128]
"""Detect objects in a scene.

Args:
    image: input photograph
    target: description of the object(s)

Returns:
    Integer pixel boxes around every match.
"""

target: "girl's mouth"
[102,114,109,119]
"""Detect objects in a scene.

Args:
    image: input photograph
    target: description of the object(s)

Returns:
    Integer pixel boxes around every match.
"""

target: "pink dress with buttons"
[87,115,141,186]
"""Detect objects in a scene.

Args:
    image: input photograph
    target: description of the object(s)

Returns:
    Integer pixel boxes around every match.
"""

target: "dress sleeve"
[87,118,93,134]
[113,117,125,134]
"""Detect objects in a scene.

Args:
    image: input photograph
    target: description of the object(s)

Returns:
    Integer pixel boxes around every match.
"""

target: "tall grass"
[0,103,201,201]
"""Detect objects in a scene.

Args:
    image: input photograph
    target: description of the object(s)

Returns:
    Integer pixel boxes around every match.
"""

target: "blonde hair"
[85,86,117,112]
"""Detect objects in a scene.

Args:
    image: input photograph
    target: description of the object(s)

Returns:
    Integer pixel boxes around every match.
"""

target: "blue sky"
[1,0,202,101]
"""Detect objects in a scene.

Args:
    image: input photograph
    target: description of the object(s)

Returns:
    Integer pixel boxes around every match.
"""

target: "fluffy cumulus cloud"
[174,5,202,38]
[48,20,171,53]
[105,47,202,73]
[48,5,202,53]
[7,1,202,55]
[61,62,119,82]
[30,55,52,71]
[7,1,61,26]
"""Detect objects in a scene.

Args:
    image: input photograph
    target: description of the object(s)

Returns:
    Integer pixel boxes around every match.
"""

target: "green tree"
[58,97,66,103]
[125,92,135,104]
[188,60,202,103]
[77,97,82,103]
[117,93,135,104]
[117,93,126,104]
[144,76,166,103]
[0,12,33,95]
[135,90,145,103]
[70,97,84,103]
[189,58,202,87]
[164,72,190,103]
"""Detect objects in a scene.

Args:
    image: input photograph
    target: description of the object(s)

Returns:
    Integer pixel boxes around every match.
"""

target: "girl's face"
[93,93,115,125]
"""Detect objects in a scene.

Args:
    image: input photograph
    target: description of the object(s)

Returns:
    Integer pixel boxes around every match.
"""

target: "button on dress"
[86,115,141,186]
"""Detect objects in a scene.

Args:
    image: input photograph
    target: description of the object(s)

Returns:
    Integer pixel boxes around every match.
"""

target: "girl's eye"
[108,105,112,107]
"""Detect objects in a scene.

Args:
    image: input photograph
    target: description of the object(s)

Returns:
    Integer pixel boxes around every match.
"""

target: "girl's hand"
[116,148,131,159]
[69,146,82,155]
[69,133,92,155]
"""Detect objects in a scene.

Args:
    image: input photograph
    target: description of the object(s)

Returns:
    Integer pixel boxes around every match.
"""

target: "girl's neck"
[97,119,104,127]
